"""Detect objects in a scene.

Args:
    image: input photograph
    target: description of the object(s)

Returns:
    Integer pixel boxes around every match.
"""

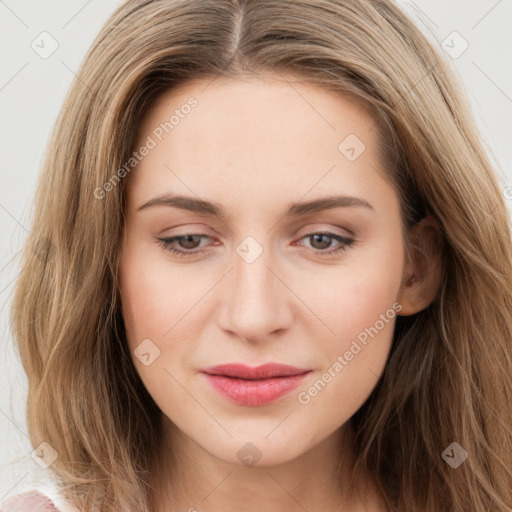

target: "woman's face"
[119,72,408,466]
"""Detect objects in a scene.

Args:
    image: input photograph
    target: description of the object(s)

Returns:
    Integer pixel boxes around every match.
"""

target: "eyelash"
[156,231,355,258]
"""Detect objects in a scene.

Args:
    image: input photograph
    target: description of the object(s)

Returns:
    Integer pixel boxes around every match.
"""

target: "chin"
[202,430,316,469]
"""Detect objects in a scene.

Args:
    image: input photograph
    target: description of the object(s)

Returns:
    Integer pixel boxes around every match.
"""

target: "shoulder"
[0,490,59,511]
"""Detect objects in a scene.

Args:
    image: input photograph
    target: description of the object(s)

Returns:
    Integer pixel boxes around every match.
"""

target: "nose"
[216,242,294,344]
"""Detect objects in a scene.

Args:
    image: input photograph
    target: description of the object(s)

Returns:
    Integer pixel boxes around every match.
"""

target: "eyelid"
[158,223,216,236]
[294,223,354,239]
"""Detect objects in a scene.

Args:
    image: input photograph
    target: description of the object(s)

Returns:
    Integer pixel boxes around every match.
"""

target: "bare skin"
[118,71,441,511]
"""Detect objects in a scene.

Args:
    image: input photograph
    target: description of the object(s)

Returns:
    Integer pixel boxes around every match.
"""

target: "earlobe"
[397,213,443,316]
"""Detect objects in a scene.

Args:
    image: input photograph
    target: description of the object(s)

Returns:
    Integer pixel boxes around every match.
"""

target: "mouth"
[200,363,312,406]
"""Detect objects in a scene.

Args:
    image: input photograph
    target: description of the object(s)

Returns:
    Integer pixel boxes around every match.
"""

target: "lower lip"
[203,373,309,406]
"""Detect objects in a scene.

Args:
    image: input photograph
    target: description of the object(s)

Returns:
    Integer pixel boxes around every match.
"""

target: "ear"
[396,213,443,316]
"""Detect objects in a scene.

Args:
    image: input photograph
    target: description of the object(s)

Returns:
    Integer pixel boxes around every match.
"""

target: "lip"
[200,363,312,406]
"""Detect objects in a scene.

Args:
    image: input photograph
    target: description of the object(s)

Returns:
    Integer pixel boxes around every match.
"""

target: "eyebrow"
[137,193,374,217]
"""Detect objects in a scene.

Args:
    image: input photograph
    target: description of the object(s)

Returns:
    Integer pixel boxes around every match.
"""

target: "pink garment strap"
[0,490,59,512]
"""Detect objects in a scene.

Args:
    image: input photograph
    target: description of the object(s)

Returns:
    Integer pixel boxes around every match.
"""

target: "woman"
[4,0,512,511]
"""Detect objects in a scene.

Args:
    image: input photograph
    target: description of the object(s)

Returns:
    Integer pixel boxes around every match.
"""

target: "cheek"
[118,247,203,415]
[293,239,404,346]
[294,283,399,432]
[292,240,403,410]
[118,243,206,348]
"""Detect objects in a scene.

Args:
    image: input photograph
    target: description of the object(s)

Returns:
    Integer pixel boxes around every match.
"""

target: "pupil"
[311,234,330,250]
[181,235,200,249]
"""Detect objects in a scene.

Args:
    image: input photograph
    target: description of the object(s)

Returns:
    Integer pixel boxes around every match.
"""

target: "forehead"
[137,72,378,149]
[126,72,391,215]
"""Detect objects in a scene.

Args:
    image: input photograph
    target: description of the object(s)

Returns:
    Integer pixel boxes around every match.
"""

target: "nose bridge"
[217,236,291,341]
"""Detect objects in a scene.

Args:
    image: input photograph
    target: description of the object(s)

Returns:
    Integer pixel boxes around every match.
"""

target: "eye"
[156,234,211,258]
[156,231,355,258]
[295,231,354,256]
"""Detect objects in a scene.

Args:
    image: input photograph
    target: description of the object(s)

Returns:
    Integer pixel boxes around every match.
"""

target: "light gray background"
[1,0,511,502]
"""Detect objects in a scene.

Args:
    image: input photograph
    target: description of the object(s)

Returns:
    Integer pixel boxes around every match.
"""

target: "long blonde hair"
[9,0,512,510]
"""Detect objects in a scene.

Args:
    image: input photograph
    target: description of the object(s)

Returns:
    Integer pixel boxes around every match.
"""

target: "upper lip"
[200,363,311,380]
